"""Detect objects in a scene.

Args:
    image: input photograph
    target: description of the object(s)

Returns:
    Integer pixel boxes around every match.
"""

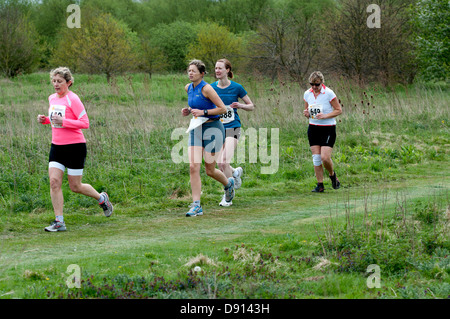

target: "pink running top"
[41,91,89,145]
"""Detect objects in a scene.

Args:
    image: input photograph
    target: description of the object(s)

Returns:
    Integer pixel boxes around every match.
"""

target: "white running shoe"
[219,194,232,207]
[99,192,113,217]
[233,167,243,190]
[44,220,66,232]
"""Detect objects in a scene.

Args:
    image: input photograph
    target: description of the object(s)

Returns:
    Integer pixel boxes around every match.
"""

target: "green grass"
[0,73,449,299]
[1,178,448,299]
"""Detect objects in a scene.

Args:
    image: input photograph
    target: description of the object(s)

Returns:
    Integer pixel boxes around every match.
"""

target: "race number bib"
[49,105,66,128]
[219,105,235,124]
[186,116,209,133]
[308,104,323,119]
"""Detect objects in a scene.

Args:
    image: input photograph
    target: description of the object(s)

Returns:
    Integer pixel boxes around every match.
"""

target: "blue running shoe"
[224,177,235,203]
[186,204,203,217]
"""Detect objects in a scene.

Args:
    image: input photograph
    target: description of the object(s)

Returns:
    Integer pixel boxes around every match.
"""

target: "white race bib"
[49,105,66,128]
[186,116,209,133]
[308,104,323,119]
[219,105,235,124]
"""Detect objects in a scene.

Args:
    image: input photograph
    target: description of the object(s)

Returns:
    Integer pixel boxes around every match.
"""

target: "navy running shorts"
[189,119,225,153]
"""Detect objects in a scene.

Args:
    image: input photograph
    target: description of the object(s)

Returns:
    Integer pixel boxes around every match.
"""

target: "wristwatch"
[204,109,208,116]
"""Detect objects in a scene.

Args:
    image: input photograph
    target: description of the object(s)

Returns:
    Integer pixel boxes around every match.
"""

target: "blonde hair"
[188,59,207,74]
[50,67,74,87]
[308,71,324,83]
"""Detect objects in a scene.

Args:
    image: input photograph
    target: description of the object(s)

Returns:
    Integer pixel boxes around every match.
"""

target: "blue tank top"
[187,80,219,119]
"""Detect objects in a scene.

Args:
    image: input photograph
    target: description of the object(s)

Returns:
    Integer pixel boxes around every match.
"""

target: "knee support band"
[312,154,322,166]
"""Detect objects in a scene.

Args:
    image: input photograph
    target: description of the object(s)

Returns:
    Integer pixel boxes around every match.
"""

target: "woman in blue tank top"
[211,58,255,207]
[181,60,236,217]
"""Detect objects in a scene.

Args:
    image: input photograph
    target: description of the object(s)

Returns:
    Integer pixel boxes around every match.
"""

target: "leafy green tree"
[30,0,73,44]
[0,1,39,77]
[210,0,270,33]
[141,0,215,28]
[81,0,150,33]
[148,21,199,72]
[29,0,75,68]
[139,35,169,77]
[51,11,139,82]
[186,22,244,72]
[414,0,449,80]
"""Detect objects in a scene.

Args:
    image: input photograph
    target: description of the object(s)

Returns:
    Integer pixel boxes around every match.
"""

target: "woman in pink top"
[37,67,113,232]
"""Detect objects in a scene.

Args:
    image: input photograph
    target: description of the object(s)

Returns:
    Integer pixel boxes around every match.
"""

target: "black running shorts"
[49,143,87,170]
[307,124,336,147]
[225,127,241,140]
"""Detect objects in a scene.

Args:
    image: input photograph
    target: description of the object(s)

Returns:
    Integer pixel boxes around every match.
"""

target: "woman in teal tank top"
[211,58,255,207]
[181,60,236,217]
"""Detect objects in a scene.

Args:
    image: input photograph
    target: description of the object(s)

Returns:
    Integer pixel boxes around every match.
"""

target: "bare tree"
[328,0,416,84]
[249,7,319,81]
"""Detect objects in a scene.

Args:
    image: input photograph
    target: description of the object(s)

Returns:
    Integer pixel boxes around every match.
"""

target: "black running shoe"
[330,172,341,189]
[312,183,324,193]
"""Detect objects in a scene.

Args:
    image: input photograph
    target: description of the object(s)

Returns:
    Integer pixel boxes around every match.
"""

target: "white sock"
[98,193,105,204]
[56,215,64,223]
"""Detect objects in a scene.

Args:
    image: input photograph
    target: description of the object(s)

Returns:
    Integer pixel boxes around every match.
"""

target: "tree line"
[0,0,448,84]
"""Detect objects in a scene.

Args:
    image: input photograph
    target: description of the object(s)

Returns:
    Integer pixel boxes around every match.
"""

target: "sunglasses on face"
[310,82,322,87]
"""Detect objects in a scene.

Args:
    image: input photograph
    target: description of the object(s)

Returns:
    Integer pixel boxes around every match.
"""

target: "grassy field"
[0,73,449,299]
